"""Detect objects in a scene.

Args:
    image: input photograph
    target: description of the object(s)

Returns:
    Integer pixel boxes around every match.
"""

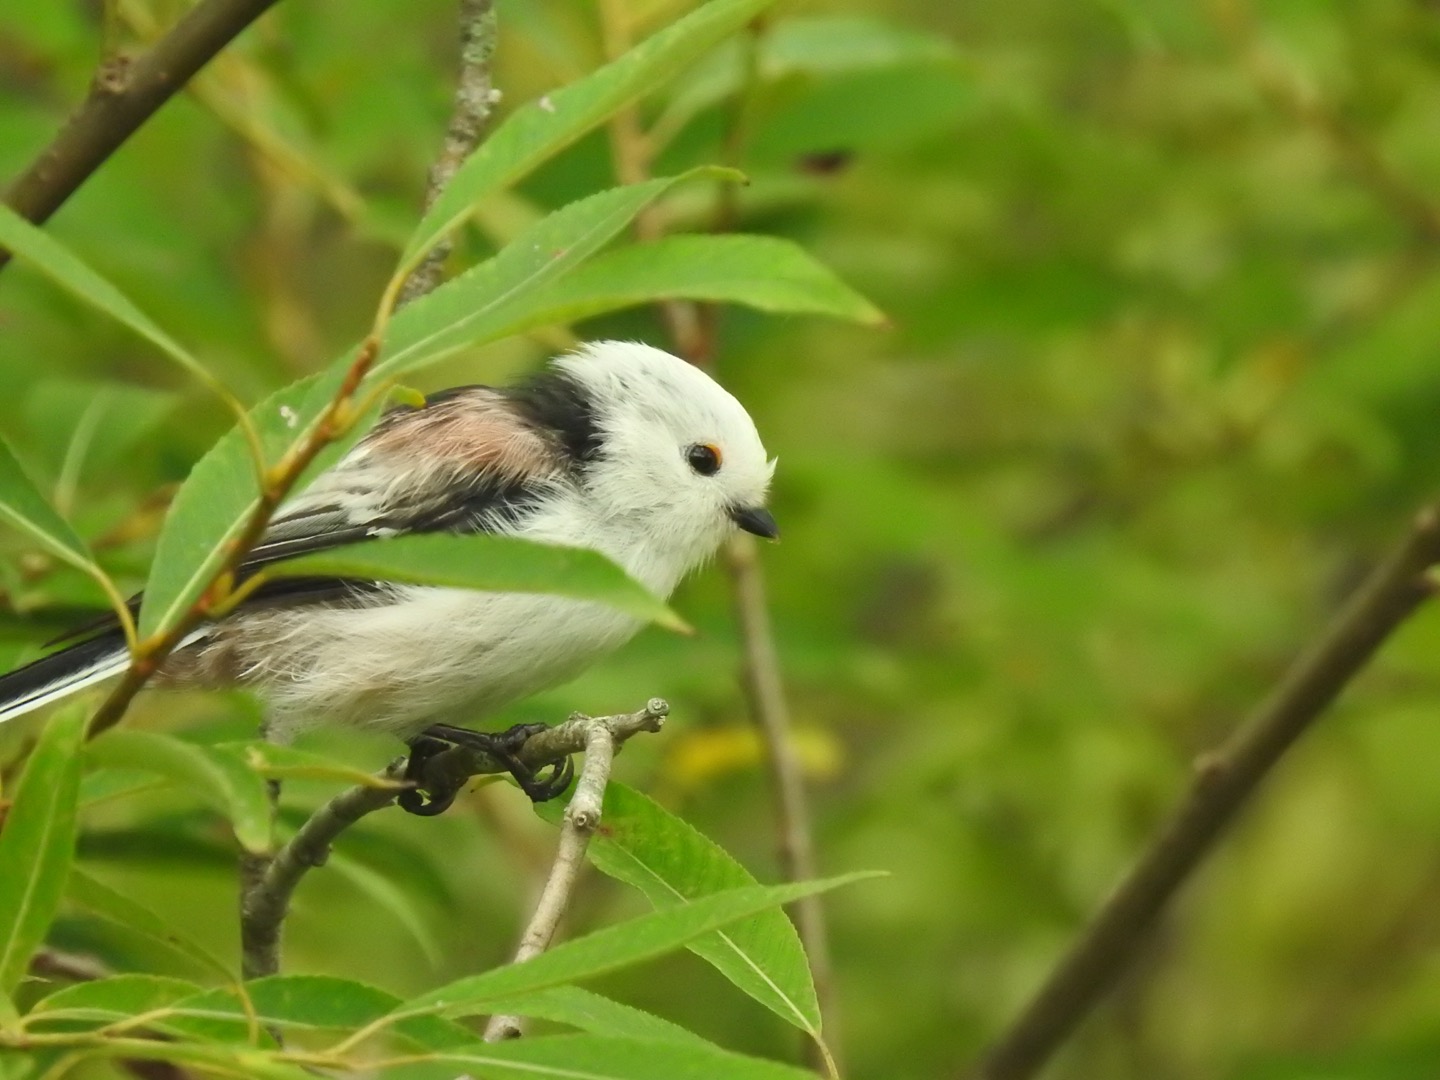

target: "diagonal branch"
[1,0,284,271]
[240,702,667,980]
[972,504,1440,1080]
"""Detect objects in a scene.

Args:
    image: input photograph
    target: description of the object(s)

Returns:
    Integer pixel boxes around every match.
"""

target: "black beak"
[730,505,780,540]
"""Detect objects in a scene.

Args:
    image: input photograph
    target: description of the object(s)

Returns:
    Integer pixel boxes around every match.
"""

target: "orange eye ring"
[686,443,722,476]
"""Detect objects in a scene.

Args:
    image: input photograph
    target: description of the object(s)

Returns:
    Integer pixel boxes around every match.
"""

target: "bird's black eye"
[686,443,722,477]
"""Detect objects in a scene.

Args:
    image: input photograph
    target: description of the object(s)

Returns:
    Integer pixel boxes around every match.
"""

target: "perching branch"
[972,504,1440,1080]
[240,701,668,981]
[482,706,654,1041]
[0,0,283,271]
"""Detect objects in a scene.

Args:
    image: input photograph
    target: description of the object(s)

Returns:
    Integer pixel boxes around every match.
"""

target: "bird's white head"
[535,341,776,593]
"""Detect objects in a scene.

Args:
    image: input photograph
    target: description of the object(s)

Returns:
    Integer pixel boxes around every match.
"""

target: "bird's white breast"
[251,585,644,740]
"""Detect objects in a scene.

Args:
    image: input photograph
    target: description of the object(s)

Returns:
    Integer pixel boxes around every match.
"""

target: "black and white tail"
[0,633,131,725]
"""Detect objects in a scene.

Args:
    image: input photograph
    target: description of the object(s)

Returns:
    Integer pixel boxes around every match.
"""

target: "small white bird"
[0,341,778,812]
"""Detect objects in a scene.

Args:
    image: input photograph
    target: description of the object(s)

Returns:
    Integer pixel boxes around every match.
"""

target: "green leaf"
[137,371,334,639]
[29,1040,312,1080]
[160,975,471,1049]
[538,782,823,1035]
[221,741,407,790]
[266,533,683,630]
[494,233,887,332]
[85,732,274,854]
[0,432,97,573]
[0,205,217,394]
[476,986,712,1047]
[29,973,203,1025]
[379,1034,817,1080]
[399,873,876,1017]
[65,869,235,982]
[375,169,740,379]
[402,0,776,267]
[0,704,86,996]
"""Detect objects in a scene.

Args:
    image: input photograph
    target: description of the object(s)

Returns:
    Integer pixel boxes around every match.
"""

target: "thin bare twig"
[725,531,836,1048]
[1,0,283,271]
[240,702,667,980]
[482,705,657,1041]
[397,0,500,306]
[972,504,1440,1080]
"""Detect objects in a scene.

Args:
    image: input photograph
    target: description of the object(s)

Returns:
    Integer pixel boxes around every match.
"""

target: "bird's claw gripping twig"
[399,722,575,815]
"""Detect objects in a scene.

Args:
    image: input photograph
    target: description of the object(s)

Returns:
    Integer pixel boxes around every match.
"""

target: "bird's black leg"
[401,723,574,814]
[399,735,461,816]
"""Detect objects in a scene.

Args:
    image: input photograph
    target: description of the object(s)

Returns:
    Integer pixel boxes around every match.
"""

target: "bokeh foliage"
[4,0,1440,1078]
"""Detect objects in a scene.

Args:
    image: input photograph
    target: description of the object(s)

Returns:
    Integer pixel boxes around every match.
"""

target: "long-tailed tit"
[0,341,778,812]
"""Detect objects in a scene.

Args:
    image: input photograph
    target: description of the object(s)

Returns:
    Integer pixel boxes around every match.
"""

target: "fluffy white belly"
[214,585,643,741]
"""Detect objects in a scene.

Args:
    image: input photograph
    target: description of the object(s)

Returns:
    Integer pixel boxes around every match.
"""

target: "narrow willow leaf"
[224,741,408,790]
[400,874,877,1016]
[382,1034,817,1080]
[85,732,274,854]
[497,233,887,333]
[0,433,97,573]
[402,0,775,267]
[375,169,739,379]
[476,986,712,1047]
[144,975,473,1049]
[65,869,234,981]
[0,706,87,995]
[0,206,218,394]
[29,974,204,1023]
[537,782,822,1034]
[266,533,683,630]
[33,1041,312,1080]
[138,371,333,639]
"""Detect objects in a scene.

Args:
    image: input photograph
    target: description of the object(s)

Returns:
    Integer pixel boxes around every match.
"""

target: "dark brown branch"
[973,504,1440,1080]
[0,0,283,271]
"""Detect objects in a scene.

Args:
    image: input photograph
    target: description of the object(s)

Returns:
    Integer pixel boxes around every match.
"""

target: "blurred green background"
[6,1,1440,1077]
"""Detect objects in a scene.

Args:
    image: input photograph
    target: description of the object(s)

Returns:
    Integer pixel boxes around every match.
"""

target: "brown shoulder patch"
[366,389,561,480]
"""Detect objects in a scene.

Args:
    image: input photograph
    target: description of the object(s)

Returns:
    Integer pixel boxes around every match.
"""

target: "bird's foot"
[399,722,574,816]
